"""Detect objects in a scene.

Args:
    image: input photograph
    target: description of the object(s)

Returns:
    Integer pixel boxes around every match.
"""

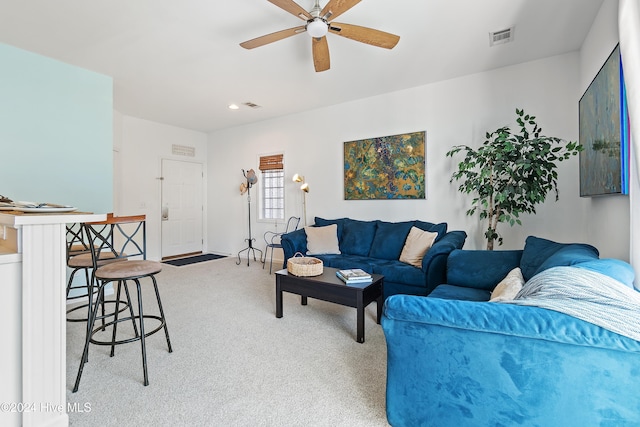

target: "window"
[259,153,284,220]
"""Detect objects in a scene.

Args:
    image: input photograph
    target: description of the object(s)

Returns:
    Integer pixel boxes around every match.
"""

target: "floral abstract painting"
[344,131,426,200]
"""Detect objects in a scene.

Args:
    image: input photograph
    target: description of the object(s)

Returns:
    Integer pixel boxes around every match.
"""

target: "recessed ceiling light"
[228,104,240,110]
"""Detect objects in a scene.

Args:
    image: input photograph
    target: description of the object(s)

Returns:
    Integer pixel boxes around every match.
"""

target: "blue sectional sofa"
[281,217,467,299]
[382,236,640,426]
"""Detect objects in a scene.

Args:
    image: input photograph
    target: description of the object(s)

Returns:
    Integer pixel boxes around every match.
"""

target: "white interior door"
[161,159,203,258]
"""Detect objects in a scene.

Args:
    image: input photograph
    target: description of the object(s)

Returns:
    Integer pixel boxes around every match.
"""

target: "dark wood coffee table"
[275,266,384,343]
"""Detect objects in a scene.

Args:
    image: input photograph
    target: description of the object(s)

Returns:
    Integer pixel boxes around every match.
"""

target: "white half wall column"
[0,211,105,427]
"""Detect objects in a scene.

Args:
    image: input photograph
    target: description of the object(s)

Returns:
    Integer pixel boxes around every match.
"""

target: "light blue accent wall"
[0,43,113,213]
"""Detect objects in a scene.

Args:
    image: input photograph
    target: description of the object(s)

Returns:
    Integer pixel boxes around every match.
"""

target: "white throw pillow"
[399,226,438,268]
[490,267,525,302]
[305,224,341,255]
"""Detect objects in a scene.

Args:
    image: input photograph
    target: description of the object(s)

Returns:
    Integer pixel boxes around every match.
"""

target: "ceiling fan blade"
[240,26,306,49]
[320,0,361,20]
[268,0,312,20]
[312,37,330,72]
[328,22,400,49]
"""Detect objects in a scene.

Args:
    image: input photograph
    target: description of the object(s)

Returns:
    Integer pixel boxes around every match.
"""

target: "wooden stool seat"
[96,260,162,280]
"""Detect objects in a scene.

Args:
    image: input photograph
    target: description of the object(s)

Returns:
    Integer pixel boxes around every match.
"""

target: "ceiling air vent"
[489,27,514,46]
[243,102,261,109]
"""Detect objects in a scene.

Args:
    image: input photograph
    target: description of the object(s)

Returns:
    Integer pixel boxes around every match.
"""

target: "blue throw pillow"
[368,221,414,260]
[520,236,563,280]
[340,219,377,256]
[534,244,600,276]
[574,259,636,288]
[414,221,447,242]
[520,236,599,281]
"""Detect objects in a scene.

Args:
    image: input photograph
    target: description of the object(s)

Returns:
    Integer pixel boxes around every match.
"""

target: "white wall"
[117,114,208,260]
[579,0,631,261]
[207,52,599,257]
[111,0,629,262]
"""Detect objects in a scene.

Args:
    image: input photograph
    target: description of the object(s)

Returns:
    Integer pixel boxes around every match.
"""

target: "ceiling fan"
[240,0,400,72]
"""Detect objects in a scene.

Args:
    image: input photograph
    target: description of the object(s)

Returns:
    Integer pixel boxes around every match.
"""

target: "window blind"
[259,154,284,171]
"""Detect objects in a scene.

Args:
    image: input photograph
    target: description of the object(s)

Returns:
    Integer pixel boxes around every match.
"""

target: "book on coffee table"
[336,269,372,284]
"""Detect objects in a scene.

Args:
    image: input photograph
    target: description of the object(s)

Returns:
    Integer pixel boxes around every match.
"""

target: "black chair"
[263,216,300,274]
[72,214,172,392]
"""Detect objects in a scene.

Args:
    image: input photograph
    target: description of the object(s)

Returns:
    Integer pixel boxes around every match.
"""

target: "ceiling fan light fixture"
[306,18,328,38]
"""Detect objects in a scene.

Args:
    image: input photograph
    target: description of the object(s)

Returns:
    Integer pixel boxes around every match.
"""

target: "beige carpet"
[66,257,389,426]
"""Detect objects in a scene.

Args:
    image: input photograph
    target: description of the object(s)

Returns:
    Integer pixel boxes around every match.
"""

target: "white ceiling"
[0,0,604,133]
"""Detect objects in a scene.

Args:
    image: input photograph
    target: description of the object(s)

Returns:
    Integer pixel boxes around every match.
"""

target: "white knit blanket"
[503,266,640,341]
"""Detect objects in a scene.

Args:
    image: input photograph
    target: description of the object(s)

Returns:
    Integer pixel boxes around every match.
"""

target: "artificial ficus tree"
[446,109,583,250]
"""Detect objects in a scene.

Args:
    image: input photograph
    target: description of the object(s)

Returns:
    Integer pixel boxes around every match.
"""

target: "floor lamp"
[293,174,309,226]
[237,169,263,266]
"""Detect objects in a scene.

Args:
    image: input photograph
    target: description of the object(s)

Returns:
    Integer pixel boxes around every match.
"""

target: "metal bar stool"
[72,214,172,392]
[65,222,96,321]
[65,221,128,326]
